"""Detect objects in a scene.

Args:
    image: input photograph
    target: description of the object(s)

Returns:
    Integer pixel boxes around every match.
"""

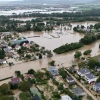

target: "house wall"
[76,92,85,97]
[93,85,100,92]
[67,79,75,83]
[77,71,90,76]
[85,77,97,84]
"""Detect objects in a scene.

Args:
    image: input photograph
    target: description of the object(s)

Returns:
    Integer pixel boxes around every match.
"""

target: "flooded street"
[0,21,99,80]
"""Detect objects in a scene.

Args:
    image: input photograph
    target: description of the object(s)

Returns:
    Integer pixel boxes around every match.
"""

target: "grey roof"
[85,73,96,79]
[67,77,74,81]
[69,67,77,72]
[71,87,85,95]
[94,83,100,88]
[78,68,90,74]
[34,95,40,100]
[48,66,58,76]
[4,48,11,52]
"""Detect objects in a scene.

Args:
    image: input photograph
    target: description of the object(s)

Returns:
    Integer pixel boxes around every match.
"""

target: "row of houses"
[77,68,97,84]
[48,66,86,98]
[77,67,100,93]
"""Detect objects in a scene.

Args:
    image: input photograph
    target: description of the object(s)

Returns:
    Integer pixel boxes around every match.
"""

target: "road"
[63,66,98,100]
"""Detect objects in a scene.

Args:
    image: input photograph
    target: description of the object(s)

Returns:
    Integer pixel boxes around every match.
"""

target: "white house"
[77,68,90,76]
[85,73,97,84]
[61,95,72,100]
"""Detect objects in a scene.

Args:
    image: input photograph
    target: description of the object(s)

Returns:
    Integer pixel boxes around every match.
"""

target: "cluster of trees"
[73,23,100,34]
[80,33,100,45]
[53,42,83,54]
[74,51,82,59]
[58,68,68,79]
[0,83,14,100]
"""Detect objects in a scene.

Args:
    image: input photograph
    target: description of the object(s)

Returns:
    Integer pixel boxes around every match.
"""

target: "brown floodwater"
[20,21,97,50]
[0,21,99,80]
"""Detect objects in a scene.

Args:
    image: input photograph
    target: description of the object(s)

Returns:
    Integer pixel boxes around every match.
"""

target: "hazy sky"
[0,0,22,1]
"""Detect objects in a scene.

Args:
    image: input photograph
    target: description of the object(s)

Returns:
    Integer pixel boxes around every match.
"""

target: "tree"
[49,60,55,66]
[39,54,42,59]
[0,83,9,95]
[19,81,30,92]
[88,59,100,68]
[74,51,82,59]
[83,50,92,55]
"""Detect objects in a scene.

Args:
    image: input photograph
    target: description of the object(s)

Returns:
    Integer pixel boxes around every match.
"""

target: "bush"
[19,92,31,100]
[83,50,92,55]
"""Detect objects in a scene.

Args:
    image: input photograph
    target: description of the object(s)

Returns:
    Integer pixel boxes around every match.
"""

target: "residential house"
[85,73,97,84]
[6,52,14,58]
[3,32,12,36]
[30,87,41,97]
[11,38,29,47]
[4,48,12,53]
[77,68,90,76]
[48,66,59,76]
[69,67,77,73]
[0,59,6,64]
[66,77,76,84]
[95,66,100,72]
[93,82,100,92]
[61,95,72,100]
[11,78,20,84]
[0,41,8,48]
[24,74,35,81]
[71,87,85,97]
[33,95,40,100]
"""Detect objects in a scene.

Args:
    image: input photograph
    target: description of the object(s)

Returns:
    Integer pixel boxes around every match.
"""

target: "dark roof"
[85,73,96,79]
[30,41,34,44]
[94,83,100,88]
[33,95,40,100]
[71,87,85,95]
[78,68,90,74]
[11,78,20,84]
[67,77,74,81]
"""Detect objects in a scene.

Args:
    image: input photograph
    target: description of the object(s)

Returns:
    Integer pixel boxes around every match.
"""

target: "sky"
[0,0,22,1]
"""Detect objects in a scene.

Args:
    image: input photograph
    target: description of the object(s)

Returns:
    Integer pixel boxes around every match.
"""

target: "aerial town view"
[1,0,100,100]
